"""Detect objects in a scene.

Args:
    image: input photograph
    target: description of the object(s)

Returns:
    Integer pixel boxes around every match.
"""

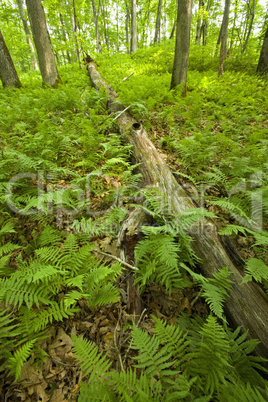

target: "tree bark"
[71,0,82,68]
[16,0,38,71]
[202,0,210,46]
[59,13,72,64]
[154,0,162,44]
[25,0,62,87]
[169,20,176,40]
[195,0,204,45]
[131,0,137,52]
[125,2,130,53]
[0,29,22,88]
[257,26,268,76]
[85,60,268,362]
[242,0,256,53]
[170,0,192,94]
[218,0,230,76]
[91,0,102,53]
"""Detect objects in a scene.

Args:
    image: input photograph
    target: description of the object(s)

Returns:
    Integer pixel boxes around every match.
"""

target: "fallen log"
[86,62,268,360]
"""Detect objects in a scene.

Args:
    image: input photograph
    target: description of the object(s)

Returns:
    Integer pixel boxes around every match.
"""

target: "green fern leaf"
[72,335,112,383]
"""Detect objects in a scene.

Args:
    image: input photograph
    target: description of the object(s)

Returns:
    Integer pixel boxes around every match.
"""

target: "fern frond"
[186,315,231,395]
[36,226,62,248]
[219,380,268,402]
[72,335,112,383]
[226,325,268,387]
[242,258,268,284]
[131,324,177,378]
[0,242,20,257]
[8,339,36,380]
[152,316,190,366]
[18,302,80,334]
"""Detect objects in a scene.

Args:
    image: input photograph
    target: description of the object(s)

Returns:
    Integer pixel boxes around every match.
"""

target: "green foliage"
[73,314,268,401]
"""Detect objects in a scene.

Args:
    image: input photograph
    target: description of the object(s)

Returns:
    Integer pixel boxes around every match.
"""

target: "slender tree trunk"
[170,0,192,94]
[218,0,230,76]
[195,0,204,45]
[242,0,256,53]
[141,0,151,46]
[131,0,137,52]
[217,23,222,47]
[0,29,22,88]
[25,0,61,87]
[100,0,110,50]
[257,26,268,76]
[202,0,210,46]
[125,2,130,53]
[91,0,102,53]
[16,0,38,70]
[59,13,72,63]
[116,0,119,51]
[230,0,238,49]
[154,0,162,44]
[71,0,82,68]
[169,20,176,39]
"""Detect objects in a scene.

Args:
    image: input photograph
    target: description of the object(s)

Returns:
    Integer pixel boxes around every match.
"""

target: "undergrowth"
[0,43,268,399]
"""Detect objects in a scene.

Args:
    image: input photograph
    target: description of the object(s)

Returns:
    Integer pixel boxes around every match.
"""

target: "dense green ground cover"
[0,43,268,400]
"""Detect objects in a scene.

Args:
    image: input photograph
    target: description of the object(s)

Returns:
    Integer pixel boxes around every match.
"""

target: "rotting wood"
[85,61,268,361]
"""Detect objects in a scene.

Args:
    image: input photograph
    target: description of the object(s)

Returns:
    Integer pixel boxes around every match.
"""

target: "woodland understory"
[0,0,268,398]
[0,45,267,400]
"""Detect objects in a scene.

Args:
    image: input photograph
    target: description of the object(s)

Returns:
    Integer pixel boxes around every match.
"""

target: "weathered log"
[86,62,268,360]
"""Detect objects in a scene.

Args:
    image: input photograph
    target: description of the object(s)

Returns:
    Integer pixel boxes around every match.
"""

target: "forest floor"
[1,44,268,400]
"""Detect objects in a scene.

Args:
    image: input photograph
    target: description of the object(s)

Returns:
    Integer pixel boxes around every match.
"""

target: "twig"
[113,105,131,121]
[114,318,125,372]
[93,250,139,271]
[122,73,134,82]
[190,290,202,307]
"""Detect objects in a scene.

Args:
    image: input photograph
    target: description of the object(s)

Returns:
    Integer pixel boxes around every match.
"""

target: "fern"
[183,265,233,319]
[152,315,190,366]
[242,258,268,284]
[226,325,268,387]
[8,339,36,381]
[134,233,191,293]
[72,335,112,383]
[186,315,231,395]
[131,324,178,379]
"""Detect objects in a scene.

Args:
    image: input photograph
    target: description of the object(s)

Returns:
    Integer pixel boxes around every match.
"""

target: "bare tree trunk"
[85,60,268,362]
[100,0,110,50]
[116,0,119,51]
[195,0,204,45]
[71,0,82,68]
[0,29,22,88]
[91,0,102,53]
[25,0,61,87]
[170,0,192,94]
[257,26,268,76]
[169,20,176,39]
[141,0,151,46]
[16,0,38,70]
[59,13,72,63]
[154,0,162,44]
[242,0,256,53]
[125,2,130,53]
[230,0,238,49]
[218,0,230,76]
[131,0,137,52]
[202,0,210,46]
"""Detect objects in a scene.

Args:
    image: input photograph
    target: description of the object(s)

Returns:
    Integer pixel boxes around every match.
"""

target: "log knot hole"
[132,123,141,130]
